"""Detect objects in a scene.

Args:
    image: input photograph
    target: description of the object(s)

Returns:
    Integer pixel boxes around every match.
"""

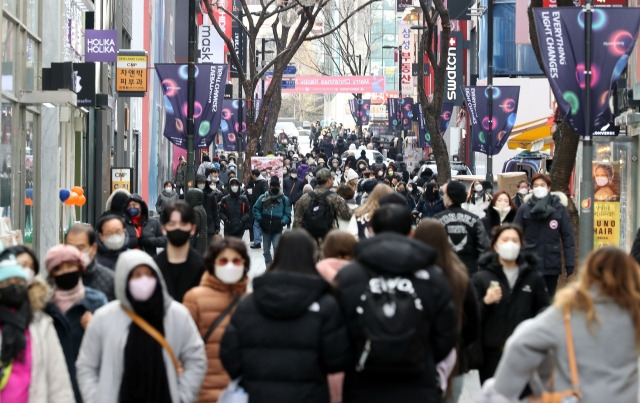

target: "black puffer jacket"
[201,184,220,239]
[185,188,209,255]
[471,252,549,350]
[123,194,166,256]
[283,176,305,206]
[219,192,252,235]
[334,232,458,403]
[220,271,350,403]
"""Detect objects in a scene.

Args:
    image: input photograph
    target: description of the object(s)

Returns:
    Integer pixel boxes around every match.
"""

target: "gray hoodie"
[76,250,207,403]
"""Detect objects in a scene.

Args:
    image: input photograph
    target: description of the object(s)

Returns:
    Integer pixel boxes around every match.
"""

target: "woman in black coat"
[220,230,350,403]
[471,224,549,384]
[481,190,517,236]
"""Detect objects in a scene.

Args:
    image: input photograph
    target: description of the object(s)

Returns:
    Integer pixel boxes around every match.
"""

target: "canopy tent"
[507,117,554,151]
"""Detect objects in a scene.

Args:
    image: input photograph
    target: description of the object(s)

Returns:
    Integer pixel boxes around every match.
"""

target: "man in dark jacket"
[283,168,305,207]
[185,188,208,256]
[334,204,458,403]
[220,177,252,239]
[252,177,292,265]
[123,194,166,256]
[246,169,268,248]
[196,173,220,243]
[512,179,530,208]
[154,201,205,302]
[435,180,490,275]
[94,215,130,270]
[513,173,575,296]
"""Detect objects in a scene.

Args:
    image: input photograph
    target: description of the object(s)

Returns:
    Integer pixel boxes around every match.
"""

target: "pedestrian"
[219,177,252,239]
[183,238,249,402]
[207,167,226,194]
[435,180,490,275]
[316,229,357,284]
[220,230,350,403]
[484,247,640,402]
[196,173,221,244]
[185,189,209,256]
[334,204,458,402]
[246,170,267,249]
[511,179,530,209]
[156,181,178,215]
[462,180,492,218]
[44,244,108,402]
[347,183,393,240]
[94,214,130,270]
[174,155,187,198]
[414,219,480,401]
[252,176,292,265]
[100,188,130,219]
[283,166,305,207]
[394,181,415,211]
[413,182,444,220]
[154,201,205,302]
[197,153,215,176]
[472,224,549,384]
[123,194,166,256]
[10,245,51,312]
[480,190,517,237]
[76,250,207,403]
[0,245,75,402]
[65,223,116,300]
[513,173,575,296]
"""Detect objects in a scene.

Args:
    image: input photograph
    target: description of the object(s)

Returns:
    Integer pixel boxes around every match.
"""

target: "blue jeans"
[263,231,282,265]
[253,219,262,244]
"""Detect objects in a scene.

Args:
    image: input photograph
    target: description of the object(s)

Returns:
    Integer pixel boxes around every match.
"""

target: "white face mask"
[377,171,383,177]
[164,187,173,192]
[359,164,365,169]
[230,186,239,193]
[290,173,297,178]
[128,275,158,301]
[22,268,35,283]
[407,186,413,192]
[532,186,549,199]
[518,188,528,195]
[496,241,521,261]
[197,183,206,190]
[211,177,219,182]
[82,251,92,267]
[215,262,245,284]
[595,177,608,187]
[474,184,484,192]
[103,233,126,251]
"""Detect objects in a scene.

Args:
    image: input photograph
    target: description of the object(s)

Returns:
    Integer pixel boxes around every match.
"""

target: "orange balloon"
[25,197,33,206]
[72,186,84,196]
[66,192,78,205]
[76,195,87,206]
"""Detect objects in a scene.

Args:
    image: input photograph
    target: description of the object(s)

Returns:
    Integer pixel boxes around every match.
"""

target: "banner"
[270,75,386,94]
[155,64,229,150]
[444,32,463,106]
[250,157,284,185]
[388,98,402,131]
[440,102,454,134]
[593,161,621,247]
[401,97,414,131]
[399,23,414,96]
[85,30,118,62]
[462,86,520,155]
[416,101,455,148]
[348,99,371,126]
[72,63,96,107]
[231,0,247,78]
[397,0,413,12]
[533,7,640,136]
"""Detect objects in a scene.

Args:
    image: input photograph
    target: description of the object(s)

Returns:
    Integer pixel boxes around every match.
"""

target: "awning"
[507,117,554,151]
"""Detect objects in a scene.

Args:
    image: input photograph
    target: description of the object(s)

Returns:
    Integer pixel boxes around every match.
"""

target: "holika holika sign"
[85,30,118,62]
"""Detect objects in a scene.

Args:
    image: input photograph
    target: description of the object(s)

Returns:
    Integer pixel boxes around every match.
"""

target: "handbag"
[122,305,183,376]
[203,294,242,342]
[218,377,248,403]
[540,307,582,403]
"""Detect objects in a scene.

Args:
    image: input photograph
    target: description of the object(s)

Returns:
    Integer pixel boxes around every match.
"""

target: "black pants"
[544,274,559,297]
[224,230,245,239]
[479,347,503,385]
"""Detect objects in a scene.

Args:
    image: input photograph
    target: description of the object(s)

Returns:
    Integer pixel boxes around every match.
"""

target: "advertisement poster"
[221,99,246,152]
[593,161,620,247]
[250,157,284,186]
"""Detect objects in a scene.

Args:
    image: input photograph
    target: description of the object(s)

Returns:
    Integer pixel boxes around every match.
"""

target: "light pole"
[186,0,197,190]
[580,0,594,261]
[486,0,494,183]
[257,38,275,99]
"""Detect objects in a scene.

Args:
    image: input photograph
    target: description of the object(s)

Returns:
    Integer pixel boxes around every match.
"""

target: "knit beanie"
[45,244,85,273]
[0,245,27,284]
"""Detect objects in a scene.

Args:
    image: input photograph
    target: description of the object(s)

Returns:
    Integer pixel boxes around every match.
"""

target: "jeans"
[263,231,282,265]
[253,219,262,244]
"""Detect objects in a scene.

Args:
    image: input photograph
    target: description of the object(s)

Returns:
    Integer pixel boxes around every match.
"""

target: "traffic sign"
[282,80,296,89]
[283,65,297,75]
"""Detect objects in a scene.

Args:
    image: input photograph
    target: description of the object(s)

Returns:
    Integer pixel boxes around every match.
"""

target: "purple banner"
[85,30,118,62]
[349,99,371,126]
[416,101,455,148]
[462,86,520,155]
[401,97,414,131]
[388,98,402,130]
[155,64,229,150]
[533,7,640,136]
[440,102,454,134]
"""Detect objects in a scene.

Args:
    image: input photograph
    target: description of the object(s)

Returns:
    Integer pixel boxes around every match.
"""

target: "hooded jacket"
[220,271,350,403]
[186,188,209,255]
[183,271,248,402]
[155,187,178,214]
[76,250,207,403]
[197,174,221,237]
[252,189,291,234]
[283,175,305,206]
[94,216,131,271]
[246,176,268,206]
[296,163,311,179]
[100,188,130,219]
[123,194,166,256]
[334,233,458,403]
[219,188,252,235]
[471,252,549,350]
[513,192,575,276]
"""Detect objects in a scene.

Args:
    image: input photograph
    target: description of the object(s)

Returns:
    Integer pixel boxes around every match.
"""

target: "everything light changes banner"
[348,99,371,126]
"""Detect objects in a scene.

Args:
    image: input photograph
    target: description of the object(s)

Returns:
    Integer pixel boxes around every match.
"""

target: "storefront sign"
[111,167,133,192]
[399,23,414,96]
[116,53,148,94]
[270,76,385,94]
[72,63,96,107]
[85,30,118,62]
[198,16,225,63]
[444,32,463,106]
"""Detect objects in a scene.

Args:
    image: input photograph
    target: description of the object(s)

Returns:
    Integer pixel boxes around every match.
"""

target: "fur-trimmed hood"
[28,276,51,311]
[523,191,568,207]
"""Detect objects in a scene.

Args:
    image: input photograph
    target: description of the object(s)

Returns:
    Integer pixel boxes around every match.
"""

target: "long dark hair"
[269,230,319,275]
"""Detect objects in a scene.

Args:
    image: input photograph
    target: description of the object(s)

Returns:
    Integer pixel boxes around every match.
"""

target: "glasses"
[216,257,244,265]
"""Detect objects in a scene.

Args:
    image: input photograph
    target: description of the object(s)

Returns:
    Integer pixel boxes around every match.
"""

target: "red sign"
[544,0,626,5]
[267,76,386,94]
[208,0,232,53]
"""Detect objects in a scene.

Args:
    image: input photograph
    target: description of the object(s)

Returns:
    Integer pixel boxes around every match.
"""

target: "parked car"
[275,121,300,138]
[341,150,394,166]
[419,160,473,178]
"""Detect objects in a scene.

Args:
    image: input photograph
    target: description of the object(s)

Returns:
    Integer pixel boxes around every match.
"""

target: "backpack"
[301,191,335,238]
[355,270,427,374]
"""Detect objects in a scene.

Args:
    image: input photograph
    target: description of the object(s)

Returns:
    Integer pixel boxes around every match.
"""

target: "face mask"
[214,262,245,284]
[595,177,608,187]
[128,276,157,302]
[230,185,239,193]
[82,252,92,267]
[127,207,140,217]
[22,268,35,283]
[407,186,413,192]
[359,164,365,169]
[270,188,279,195]
[496,241,521,261]
[388,170,394,175]
[290,173,297,178]
[474,184,484,192]
[103,233,126,251]
[333,163,338,167]
[532,187,549,199]
[211,177,219,182]
[0,284,27,307]
[377,171,383,177]
[197,183,206,190]
[54,271,81,291]
[166,229,191,246]
[518,188,528,195]
[165,187,173,192]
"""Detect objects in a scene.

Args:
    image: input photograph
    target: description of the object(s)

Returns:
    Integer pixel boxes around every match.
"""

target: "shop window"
[2,19,15,94]
[0,103,12,241]
[26,0,40,37]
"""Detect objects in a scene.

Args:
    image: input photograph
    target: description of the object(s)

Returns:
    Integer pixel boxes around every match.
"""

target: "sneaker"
[250,243,261,249]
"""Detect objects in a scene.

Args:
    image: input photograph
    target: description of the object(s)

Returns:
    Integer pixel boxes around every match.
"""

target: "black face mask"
[166,229,191,246]
[54,271,81,291]
[0,284,28,308]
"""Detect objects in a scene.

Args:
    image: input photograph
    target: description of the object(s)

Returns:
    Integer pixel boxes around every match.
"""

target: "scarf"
[0,302,31,363]
[528,194,556,221]
[131,215,143,239]
[51,281,85,314]
[119,282,171,403]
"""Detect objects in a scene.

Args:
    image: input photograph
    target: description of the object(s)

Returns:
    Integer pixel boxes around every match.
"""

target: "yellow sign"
[594,201,620,247]
[116,55,147,93]
[111,168,132,193]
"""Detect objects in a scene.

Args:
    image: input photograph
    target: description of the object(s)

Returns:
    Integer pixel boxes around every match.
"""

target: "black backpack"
[301,191,335,238]
[355,270,427,374]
